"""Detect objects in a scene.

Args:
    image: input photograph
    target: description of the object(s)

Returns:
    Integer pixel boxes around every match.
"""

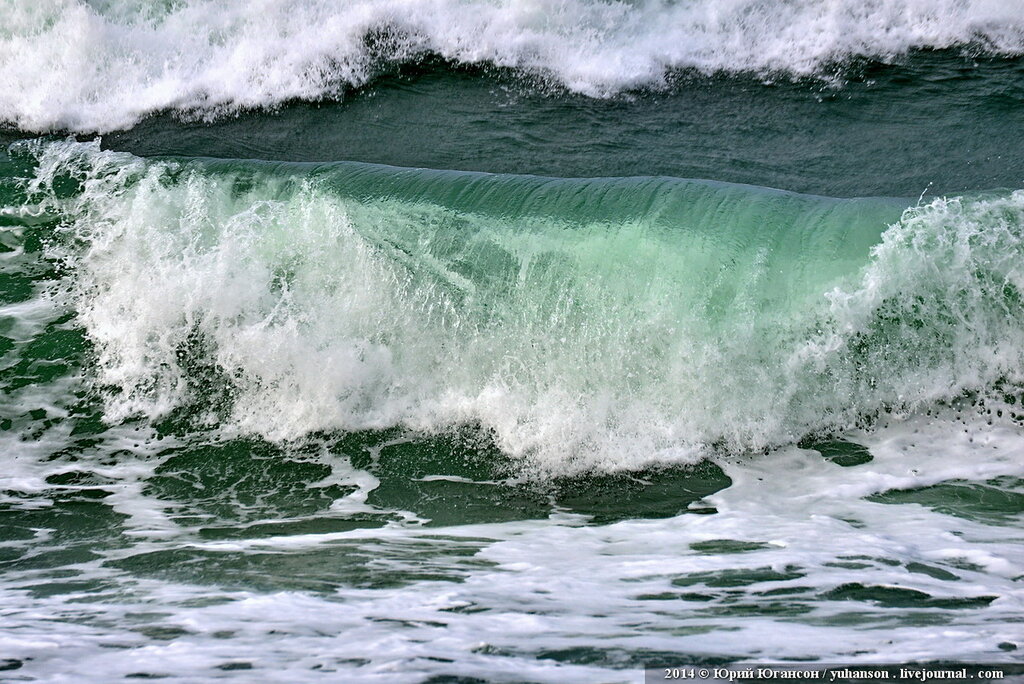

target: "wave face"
[8,140,1024,472]
[2,0,1023,133]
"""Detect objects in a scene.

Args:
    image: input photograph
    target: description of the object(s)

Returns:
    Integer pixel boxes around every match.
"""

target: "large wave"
[2,0,1023,133]
[5,140,1024,472]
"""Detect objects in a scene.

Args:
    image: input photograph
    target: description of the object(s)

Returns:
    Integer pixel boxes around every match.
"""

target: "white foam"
[2,414,1022,680]
[2,0,1023,132]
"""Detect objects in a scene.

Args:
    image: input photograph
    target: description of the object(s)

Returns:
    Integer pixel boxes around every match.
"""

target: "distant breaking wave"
[1,0,1023,133]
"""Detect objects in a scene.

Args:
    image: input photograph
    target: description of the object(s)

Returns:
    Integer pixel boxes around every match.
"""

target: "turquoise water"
[1,1,1024,681]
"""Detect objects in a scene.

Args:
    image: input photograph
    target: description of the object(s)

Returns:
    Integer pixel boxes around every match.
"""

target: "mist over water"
[1,1,1024,681]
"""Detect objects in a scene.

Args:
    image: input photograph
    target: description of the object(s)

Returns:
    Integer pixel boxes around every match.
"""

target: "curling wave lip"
[7,139,1023,473]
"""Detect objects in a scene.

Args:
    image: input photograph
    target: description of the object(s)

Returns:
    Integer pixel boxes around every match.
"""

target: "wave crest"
[2,0,1023,133]
[9,140,1024,472]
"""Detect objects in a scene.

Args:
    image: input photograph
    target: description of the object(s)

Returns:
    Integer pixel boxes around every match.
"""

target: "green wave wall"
[4,140,1023,472]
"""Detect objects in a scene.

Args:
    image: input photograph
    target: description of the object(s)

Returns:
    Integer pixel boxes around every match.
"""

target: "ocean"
[1,1,1023,681]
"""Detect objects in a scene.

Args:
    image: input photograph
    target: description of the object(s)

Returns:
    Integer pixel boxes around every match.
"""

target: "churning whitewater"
[2,0,1024,132]
[5,140,1024,471]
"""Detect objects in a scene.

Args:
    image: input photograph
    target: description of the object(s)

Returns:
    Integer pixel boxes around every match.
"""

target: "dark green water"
[12,53,1017,197]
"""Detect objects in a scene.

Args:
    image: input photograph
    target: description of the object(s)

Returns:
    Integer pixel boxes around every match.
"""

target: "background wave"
[6,140,1024,472]
[2,0,1023,133]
